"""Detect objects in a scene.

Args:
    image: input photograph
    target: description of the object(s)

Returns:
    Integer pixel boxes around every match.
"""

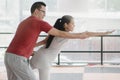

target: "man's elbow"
[48,28,66,37]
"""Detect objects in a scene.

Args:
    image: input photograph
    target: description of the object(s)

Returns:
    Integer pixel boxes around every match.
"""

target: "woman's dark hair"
[45,15,73,48]
[31,2,46,14]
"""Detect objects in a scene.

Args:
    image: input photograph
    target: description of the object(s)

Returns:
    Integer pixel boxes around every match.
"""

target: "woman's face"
[64,19,75,32]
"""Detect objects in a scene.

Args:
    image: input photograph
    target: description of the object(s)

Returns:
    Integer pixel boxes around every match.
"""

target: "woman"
[30,15,114,80]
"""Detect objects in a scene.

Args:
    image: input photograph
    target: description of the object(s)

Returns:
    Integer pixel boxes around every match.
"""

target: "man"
[4,1,114,80]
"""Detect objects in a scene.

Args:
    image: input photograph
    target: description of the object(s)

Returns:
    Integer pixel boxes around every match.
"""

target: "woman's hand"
[105,30,115,34]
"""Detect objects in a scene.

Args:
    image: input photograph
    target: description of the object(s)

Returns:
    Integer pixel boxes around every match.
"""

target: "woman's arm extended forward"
[48,28,115,39]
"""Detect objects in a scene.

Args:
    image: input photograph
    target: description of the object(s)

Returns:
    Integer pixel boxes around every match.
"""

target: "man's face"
[37,5,46,19]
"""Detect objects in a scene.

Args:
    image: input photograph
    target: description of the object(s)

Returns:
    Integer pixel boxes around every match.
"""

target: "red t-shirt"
[6,16,52,58]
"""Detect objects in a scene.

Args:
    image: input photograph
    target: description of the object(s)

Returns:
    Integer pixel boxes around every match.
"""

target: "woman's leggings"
[38,69,50,80]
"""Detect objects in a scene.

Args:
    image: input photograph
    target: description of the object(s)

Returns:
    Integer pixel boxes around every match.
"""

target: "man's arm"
[48,28,114,39]
[48,28,89,39]
[35,36,48,47]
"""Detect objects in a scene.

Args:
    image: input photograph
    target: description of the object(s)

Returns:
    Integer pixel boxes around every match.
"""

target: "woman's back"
[30,37,68,69]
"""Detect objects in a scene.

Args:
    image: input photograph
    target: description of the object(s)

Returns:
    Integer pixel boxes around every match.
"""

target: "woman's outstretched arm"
[82,30,115,38]
[48,28,115,39]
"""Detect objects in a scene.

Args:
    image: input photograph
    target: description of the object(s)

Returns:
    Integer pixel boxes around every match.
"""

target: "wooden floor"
[1,64,120,80]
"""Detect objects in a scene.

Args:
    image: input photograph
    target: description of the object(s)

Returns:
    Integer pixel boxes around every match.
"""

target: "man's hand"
[31,51,36,56]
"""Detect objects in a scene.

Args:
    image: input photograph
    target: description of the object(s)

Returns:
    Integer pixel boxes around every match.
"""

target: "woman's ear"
[64,23,69,31]
[64,23,67,28]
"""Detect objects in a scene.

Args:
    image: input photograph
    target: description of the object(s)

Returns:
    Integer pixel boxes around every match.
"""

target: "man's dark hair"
[31,2,46,14]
